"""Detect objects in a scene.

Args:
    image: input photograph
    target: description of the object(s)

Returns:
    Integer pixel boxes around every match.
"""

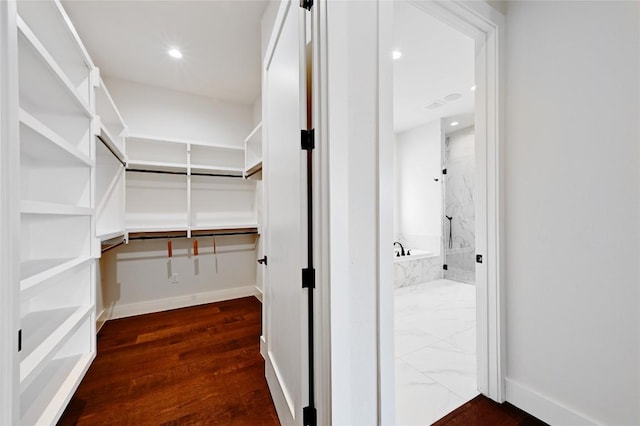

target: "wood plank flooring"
[433,395,549,426]
[59,297,279,426]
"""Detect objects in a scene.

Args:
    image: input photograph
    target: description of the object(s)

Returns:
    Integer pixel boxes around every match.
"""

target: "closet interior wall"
[97,78,263,321]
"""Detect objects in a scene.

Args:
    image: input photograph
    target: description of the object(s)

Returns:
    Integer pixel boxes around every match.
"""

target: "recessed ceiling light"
[470,85,476,92]
[425,101,445,110]
[168,48,183,59]
[392,50,403,60]
[450,121,459,126]
[444,93,462,102]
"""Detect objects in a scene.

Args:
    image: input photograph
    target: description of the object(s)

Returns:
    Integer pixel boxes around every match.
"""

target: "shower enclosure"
[442,125,476,284]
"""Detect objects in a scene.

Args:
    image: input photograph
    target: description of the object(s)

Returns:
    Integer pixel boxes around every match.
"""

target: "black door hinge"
[302,268,315,289]
[257,256,268,265]
[303,406,317,426]
[18,329,22,352]
[301,129,315,150]
[476,254,483,263]
[443,264,448,270]
[442,168,447,175]
[300,0,313,11]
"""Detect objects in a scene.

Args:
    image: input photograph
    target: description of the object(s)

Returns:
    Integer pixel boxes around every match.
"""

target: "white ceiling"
[393,1,475,133]
[62,0,269,105]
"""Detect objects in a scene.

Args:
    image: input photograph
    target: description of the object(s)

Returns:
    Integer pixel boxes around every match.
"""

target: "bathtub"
[393,249,443,288]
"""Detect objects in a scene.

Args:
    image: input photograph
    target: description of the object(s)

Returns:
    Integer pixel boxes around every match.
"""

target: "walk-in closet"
[1,0,272,423]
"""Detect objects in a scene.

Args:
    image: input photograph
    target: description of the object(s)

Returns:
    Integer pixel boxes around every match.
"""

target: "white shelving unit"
[125,135,257,236]
[12,1,97,424]
[190,142,244,176]
[190,175,257,230]
[125,171,189,233]
[95,76,126,162]
[127,134,188,173]
[95,76,127,241]
[95,140,125,240]
[244,122,262,178]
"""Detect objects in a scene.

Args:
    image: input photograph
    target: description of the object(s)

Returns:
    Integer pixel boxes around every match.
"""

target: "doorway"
[384,0,505,424]
[392,2,478,423]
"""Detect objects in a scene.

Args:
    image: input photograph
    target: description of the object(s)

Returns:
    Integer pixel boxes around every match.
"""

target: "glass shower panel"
[443,127,476,284]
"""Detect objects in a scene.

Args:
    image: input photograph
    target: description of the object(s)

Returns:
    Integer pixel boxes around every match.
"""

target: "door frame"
[389,0,508,414]
[0,0,20,423]
[314,0,505,424]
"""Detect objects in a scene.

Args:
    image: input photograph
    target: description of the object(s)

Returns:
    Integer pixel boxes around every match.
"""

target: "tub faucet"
[394,241,405,257]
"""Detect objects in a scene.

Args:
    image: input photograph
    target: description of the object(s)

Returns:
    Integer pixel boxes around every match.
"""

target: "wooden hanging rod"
[126,168,243,178]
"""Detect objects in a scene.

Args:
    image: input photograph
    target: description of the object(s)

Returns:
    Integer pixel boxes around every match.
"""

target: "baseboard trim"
[254,285,263,303]
[260,335,267,359]
[506,378,599,425]
[103,286,256,320]
[265,350,296,425]
[96,309,108,333]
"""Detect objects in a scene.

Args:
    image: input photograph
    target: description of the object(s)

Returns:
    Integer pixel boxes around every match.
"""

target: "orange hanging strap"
[167,240,173,258]
[193,239,199,256]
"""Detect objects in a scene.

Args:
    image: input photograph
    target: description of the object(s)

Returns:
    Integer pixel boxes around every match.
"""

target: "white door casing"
[314,0,505,423]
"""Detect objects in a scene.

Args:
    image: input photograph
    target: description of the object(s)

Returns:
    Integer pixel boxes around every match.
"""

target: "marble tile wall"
[444,127,475,283]
[394,255,443,288]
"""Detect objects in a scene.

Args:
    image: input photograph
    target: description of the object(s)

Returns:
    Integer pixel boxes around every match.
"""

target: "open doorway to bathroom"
[392,1,478,424]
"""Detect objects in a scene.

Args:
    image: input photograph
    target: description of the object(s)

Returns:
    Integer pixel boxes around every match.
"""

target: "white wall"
[105,77,252,147]
[395,120,442,254]
[97,78,258,319]
[504,1,640,425]
[261,0,280,62]
[100,237,257,319]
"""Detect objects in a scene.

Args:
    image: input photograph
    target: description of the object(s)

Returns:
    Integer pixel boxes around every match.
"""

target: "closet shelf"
[244,160,262,178]
[244,122,262,144]
[190,224,259,232]
[126,225,189,234]
[128,133,244,152]
[95,77,127,153]
[20,257,93,293]
[17,16,93,119]
[20,305,93,387]
[20,352,94,426]
[97,125,126,164]
[20,109,93,167]
[21,200,93,216]
[126,160,188,174]
[97,230,126,242]
[244,122,262,179]
[190,164,244,176]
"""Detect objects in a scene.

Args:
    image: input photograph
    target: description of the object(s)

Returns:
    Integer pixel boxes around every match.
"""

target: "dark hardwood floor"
[59,297,546,426]
[434,395,548,426]
[59,297,279,426]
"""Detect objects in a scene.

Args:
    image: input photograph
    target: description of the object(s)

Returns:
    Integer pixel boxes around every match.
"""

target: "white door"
[262,1,306,424]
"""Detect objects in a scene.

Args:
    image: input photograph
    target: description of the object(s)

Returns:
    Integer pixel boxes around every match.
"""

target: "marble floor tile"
[395,361,466,426]
[395,279,478,424]
[395,325,442,357]
[402,340,478,401]
[444,326,476,354]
